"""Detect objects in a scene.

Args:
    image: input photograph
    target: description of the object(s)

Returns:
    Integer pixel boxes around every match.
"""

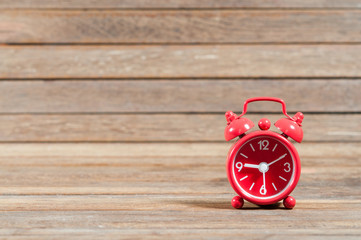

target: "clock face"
[232,135,295,200]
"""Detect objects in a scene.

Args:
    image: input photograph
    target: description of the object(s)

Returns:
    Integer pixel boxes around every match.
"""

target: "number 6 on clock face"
[260,185,267,195]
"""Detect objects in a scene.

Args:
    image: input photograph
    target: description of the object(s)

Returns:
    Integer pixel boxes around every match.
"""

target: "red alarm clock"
[224,97,304,209]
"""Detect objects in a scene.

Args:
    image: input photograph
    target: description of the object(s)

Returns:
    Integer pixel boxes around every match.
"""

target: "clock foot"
[231,196,244,209]
[283,196,296,209]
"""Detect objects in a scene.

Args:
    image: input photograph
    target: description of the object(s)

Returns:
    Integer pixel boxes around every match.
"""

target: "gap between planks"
[0,195,359,211]
[0,142,358,158]
[0,114,358,142]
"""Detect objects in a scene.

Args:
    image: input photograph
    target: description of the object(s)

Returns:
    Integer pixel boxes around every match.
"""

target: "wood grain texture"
[0,142,358,196]
[2,45,361,78]
[0,0,359,238]
[2,10,361,43]
[0,157,358,197]
[0,210,359,239]
[1,0,361,9]
[0,196,360,212]
[0,114,358,142]
[0,217,360,240]
[0,79,358,113]
[0,142,358,163]
[0,143,359,239]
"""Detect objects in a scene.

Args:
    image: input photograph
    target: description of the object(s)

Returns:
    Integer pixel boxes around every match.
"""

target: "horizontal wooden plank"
[0,0,361,9]
[0,164,358,198]
[2,165,360,198]
[0,230,360,240]
[0,80,358,113]
[0,219,360,240]
[0,114,358,142]
[0,208,360,238]
[2,10,361,43]
[0,143,359,165]
[0,195,359,211]
[0,143,359,198]
[0,163,356,186]
[2,46,361,78]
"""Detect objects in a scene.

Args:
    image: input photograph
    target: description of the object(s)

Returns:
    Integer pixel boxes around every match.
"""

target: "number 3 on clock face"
[232,135,296,201]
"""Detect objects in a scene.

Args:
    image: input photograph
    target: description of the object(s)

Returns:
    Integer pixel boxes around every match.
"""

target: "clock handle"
[239,97,293,119]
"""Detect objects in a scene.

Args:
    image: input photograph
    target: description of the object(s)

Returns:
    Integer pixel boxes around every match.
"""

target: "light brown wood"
[0,161,357,197]
[0,196,360,211]
[0,79,358,113]
[0,222,360,240]
[0,114,357,142]
[0,143,358,196]
[2,45,361,78]
[0,0,360,9]
[2,10,361,43]
[0,162,355,186]
[0,142,358,164]
[0,143,359,239]
[0,211,359,239]
[0,1,359,238]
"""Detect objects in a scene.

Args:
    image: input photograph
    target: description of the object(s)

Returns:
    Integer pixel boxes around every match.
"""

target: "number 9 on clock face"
[229,133,299,204]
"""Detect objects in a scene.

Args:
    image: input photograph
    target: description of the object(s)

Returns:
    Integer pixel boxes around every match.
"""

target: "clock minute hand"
[244,163,259,169]
[268,153,287,166]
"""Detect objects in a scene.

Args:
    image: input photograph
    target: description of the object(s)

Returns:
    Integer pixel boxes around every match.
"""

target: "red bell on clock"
[275,112,304,143]
[224,111,254,141]
[224,97,304,209]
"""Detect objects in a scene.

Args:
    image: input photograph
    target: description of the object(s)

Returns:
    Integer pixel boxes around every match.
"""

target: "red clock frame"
[224,97,304,209]
[226,131,301,206]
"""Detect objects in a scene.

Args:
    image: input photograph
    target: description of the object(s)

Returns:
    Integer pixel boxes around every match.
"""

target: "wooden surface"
[2,10,361,43]
[0,143,360,239]
[0,80,358,112]
[1,0,361,9]
[0,114,358,142]
[2,45,361,78]
[0,1,360,239]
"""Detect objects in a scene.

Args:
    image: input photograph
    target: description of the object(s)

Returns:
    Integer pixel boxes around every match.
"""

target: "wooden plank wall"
[0,2,360,143]
[0,1,360,238]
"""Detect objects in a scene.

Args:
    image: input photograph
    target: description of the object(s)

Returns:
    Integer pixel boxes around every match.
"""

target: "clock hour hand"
[268,153,287,166]
[244,163,259,169]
